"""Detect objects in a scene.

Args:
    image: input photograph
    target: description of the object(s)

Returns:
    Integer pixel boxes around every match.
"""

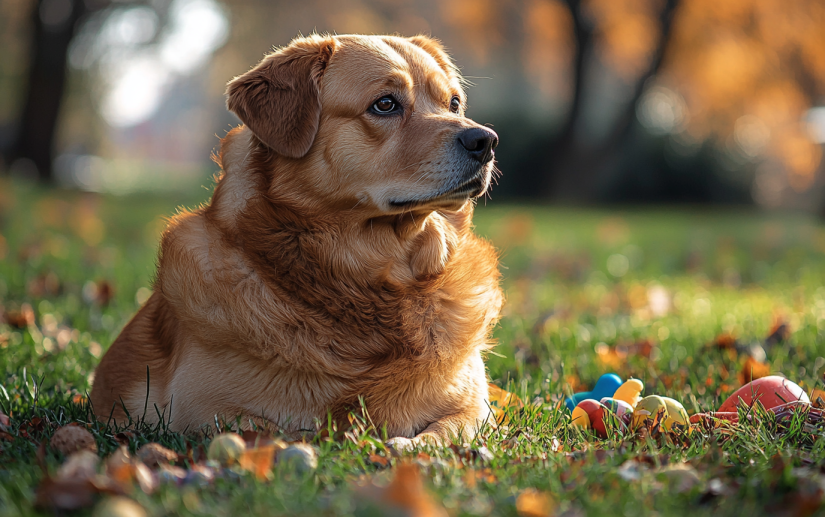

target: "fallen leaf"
[369,454,390,468]
[35,443,121,511]
[739,356,770,385]
[136,443,179,468]
[4,303,34,328]
[488,383,524,425]
[105,446,157,494]
[516,488,554,517]
[463,467,498,486]
[114,431,136,446]
[713,333,738,351]
[384,463,447,517]
[765,322,790,346]
[810,389,825,409]
[56,450,99,482]
[239,444,276,480]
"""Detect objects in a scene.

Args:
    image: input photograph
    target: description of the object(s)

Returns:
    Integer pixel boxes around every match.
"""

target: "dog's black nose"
[457,127,498,163]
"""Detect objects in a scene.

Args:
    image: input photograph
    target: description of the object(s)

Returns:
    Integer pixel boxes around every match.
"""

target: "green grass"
[3,177,825,516]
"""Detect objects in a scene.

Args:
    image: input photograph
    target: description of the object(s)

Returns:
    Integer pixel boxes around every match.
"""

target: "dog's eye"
[450,96,461,113]
[371,96,400,114]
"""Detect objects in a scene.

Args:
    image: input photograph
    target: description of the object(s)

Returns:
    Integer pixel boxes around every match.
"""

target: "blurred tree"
[656,0,825,207]
[541,0,680,201]
[437,0,825,206]
[4,0,110,182]
[4,0,823,204]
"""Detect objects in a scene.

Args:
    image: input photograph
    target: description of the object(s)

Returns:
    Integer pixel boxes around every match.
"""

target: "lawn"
[3,177,825,516]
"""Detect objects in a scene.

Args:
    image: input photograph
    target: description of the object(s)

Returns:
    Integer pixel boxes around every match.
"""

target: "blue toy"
[564,373,623,411]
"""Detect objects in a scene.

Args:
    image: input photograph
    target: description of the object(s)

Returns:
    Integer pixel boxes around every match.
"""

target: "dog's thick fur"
[91,34,503,445]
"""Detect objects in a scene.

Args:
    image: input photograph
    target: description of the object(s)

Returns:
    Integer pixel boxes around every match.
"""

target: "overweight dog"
[91,34,502,447]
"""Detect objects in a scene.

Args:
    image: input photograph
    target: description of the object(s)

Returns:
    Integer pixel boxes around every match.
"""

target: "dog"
[90,34,502,448]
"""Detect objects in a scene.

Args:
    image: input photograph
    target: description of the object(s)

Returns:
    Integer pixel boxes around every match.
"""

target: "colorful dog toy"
[565,374,623,411]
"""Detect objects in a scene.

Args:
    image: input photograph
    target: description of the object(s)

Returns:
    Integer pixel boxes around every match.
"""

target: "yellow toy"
[613,379,644,407]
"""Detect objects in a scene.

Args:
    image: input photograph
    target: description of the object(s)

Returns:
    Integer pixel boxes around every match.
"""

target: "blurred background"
[1,0,825,209]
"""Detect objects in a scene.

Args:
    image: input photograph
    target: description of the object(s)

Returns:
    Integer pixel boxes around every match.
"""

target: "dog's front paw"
[385,436,415,455]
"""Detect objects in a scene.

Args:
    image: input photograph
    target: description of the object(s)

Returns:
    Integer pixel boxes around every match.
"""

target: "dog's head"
[226,34,498,216]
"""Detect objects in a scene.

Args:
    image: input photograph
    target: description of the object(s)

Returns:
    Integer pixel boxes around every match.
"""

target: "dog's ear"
[407,36,459,79]
[226,36,337,158]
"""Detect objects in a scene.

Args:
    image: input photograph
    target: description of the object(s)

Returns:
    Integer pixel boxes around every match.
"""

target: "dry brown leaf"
[56,450,99,482]
[106,447,134,486]
[35,442,123,511]
[369,454,390,468]
[114,431,136,446]
[104,446,157,494]
[4,303,35,328]
[136,443,178,468]
[35,477,98,511]
[810,389,825,409]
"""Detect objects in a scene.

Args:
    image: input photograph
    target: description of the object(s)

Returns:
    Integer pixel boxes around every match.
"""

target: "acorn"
[207,433,246,466]
[50,425,97,456]
[137,443,178,468]
[92,497,147,517]
[277,443,318,473]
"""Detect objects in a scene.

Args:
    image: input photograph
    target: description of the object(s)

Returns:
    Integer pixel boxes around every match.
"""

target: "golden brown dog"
[91,34,502,447]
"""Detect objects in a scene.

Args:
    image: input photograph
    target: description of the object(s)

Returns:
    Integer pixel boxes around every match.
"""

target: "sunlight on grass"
[3,181,825,516]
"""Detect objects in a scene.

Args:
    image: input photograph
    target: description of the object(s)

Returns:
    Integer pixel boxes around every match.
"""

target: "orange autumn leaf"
[464,467,498,487]
[810,389,825,409]
[739,356,770,385]
[516,488,555,517]
[488,383,524,424]
[368,454,389,467]
[384,463,447,517]
[239,445,276,480]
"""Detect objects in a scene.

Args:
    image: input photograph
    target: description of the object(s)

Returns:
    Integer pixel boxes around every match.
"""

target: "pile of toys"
[565,373,823,438]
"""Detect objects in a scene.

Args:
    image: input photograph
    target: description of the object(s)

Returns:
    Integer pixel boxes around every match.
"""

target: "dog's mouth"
[389,173,488,210]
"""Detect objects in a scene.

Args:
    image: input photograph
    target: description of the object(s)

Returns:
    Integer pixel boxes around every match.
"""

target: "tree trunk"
[5,0,90,182]
[537,0,592,199]
[542,0,681,203]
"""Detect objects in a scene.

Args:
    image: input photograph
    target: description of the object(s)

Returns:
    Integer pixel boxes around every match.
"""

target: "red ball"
[718,376,809,413]
[576,399,603,420]
[576,399,620,438]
